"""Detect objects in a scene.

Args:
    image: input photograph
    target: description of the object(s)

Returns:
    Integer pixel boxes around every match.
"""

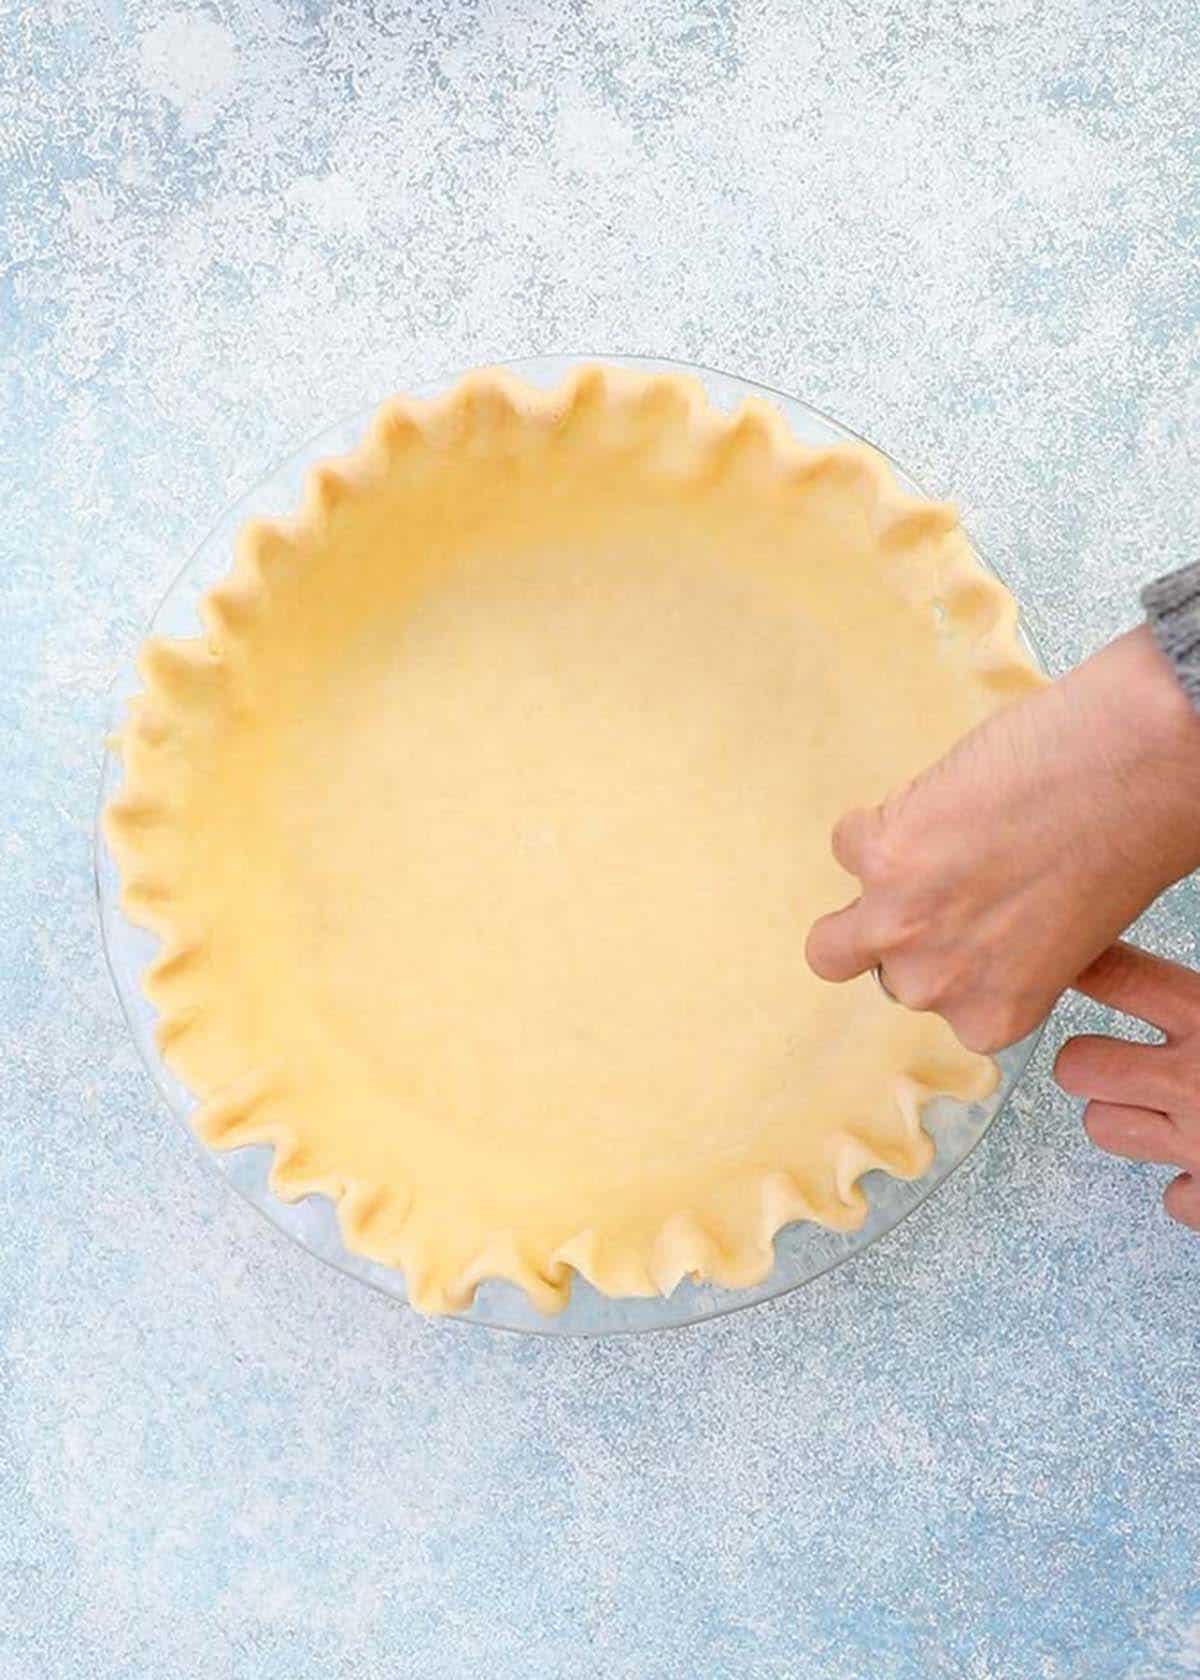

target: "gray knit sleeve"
[1142,561,1200,709]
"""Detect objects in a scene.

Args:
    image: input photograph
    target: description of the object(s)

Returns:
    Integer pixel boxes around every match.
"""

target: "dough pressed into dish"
[106,364,1041,1314]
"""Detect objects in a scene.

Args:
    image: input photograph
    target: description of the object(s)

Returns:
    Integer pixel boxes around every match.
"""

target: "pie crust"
[105,364,1042,1315]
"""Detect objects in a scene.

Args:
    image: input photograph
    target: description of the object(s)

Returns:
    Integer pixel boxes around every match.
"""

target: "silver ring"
[872,963,898,1002]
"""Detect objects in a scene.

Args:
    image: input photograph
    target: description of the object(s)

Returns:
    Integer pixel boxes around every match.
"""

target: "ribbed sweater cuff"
[1142,561,1200,710]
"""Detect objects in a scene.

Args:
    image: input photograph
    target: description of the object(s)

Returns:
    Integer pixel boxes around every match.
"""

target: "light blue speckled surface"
[3,3,1200,1675]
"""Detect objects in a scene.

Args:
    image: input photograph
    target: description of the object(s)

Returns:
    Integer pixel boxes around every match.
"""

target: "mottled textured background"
[3,2,1200,1675]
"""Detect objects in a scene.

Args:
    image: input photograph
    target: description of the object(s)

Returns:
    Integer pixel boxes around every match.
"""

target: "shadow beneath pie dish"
[95,352,1046,1336]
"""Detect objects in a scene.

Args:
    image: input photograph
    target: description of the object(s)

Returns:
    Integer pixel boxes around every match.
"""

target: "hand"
[1056,943,1200,1229]
[806,627,1200,1052]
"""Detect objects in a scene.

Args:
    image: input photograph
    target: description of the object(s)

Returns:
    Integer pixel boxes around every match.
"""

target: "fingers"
[1082,1100,1184,1165]
[1074,941,1200,1038]
[805,899,877,984]
[1164,1174,1200,1230]
[1054,1034,1181,1112]
[1084,1122,1200,1228]
[1062,1029,1200,1231]
[809,807,893,983]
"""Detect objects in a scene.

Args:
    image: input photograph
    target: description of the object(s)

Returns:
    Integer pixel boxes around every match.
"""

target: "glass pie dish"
[96,353,1044,1335]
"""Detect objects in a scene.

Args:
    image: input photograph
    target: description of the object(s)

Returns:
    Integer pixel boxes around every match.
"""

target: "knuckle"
[991,999,1036,1051]
[893,981,933,1012]
[953,1019,1001,1055]
[893,973,948,1014]
[949,1000,1022,1056]
[892,948,965,1014]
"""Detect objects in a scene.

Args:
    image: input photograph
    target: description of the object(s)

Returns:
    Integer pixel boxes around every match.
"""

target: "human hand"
[1056,942,1200,1230]
[806,626,1200,1052]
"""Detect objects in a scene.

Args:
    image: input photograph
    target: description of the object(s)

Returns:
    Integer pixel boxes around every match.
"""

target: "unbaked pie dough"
[106,365,1041,1314]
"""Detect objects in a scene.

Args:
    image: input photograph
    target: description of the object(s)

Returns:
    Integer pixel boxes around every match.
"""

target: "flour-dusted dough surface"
[105,364,1041,1313]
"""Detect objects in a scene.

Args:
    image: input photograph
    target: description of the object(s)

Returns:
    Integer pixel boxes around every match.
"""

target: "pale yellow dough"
[106,365,1042,1314]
